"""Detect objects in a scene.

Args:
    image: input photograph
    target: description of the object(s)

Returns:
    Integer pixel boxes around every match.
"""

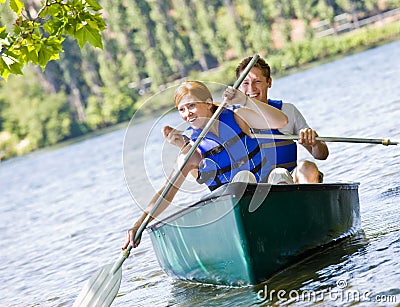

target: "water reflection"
[160,231,370,306]
[252,230,369,306]
[167,279,255,307]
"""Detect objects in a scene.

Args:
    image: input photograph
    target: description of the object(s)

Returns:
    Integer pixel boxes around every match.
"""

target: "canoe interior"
[148,182,361,286]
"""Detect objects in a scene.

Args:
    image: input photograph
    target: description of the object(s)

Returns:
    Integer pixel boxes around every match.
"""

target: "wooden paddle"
[251,133,399,146]
[73,54,260,307]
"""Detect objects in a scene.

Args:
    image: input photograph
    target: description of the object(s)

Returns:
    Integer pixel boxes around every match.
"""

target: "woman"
[123,81,287,249]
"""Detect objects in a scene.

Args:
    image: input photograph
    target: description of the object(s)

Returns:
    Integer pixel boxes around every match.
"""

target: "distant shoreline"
[1,24,399,162]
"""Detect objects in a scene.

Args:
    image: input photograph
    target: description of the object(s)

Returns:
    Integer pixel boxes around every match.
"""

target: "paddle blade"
[73,263,122,307]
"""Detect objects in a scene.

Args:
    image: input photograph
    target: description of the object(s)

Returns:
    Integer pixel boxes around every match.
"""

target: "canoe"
[147,182,361,286]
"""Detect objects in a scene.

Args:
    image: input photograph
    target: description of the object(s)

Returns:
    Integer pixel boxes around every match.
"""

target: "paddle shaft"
[251,133,399,146]
[113,54,260,273]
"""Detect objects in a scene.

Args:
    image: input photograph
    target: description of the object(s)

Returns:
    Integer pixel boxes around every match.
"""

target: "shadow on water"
[163,231,369,306]
[380,184,400,199]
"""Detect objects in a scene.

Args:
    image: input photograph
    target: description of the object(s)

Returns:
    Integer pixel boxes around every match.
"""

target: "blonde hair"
[174,81,213,108]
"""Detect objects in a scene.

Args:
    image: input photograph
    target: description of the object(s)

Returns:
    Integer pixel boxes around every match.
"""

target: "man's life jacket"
[251,99,297,172]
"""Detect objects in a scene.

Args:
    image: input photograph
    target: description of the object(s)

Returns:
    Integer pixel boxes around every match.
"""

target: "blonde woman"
[123,81,287,249]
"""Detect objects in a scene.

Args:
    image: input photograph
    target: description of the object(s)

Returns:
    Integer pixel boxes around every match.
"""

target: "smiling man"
[235,56,329,183]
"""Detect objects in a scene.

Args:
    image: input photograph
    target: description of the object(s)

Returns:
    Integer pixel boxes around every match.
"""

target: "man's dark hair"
[235,56,271,79]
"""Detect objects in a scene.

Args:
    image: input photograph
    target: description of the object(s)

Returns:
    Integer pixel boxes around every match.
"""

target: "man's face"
[239,67,272,104]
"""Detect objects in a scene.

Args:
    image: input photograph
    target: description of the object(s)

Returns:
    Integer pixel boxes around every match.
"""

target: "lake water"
[1,40,399,306]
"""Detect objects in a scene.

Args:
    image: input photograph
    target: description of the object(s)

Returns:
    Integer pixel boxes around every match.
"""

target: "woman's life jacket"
[189,102,297,190]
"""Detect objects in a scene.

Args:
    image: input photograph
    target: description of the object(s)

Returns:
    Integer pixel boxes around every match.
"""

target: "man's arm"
[283,103,329,160]
[299,128,329,160]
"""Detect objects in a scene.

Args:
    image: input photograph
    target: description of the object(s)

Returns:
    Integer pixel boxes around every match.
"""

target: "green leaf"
[37,46,52,70]
[28,49,39,64]
[75,24,103,49]
[0,57,10,80]
[1,69,10,80]
[85,0,102,11]
[3,49,20,62]
[41,2,62,18]
[86,19,101,31]
[10,0,24,15]
[44,20,65,36]
[9,61,23,75]
[36,40,61,69]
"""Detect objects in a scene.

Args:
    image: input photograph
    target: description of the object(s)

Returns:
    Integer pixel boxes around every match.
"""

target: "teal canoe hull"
[148,182,360,286]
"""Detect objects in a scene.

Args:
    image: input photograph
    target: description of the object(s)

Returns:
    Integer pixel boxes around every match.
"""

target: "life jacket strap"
[203,131,247,158]
[213,144,262,175]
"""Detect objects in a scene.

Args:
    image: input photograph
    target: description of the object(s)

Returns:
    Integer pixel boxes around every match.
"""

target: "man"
[235,56,329,183]
[166,56,328,183]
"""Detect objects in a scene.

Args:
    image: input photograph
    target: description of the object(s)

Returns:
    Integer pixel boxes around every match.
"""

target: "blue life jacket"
[251,99,297,172]
[190,108,269,191]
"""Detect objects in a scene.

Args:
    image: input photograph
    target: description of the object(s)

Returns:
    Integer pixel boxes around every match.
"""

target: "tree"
[238,0,275,54]
[172,0,210,71]
[0,0,106,80]
[219,0,246,57]
[0,69,71,153]
[149,0,189,79]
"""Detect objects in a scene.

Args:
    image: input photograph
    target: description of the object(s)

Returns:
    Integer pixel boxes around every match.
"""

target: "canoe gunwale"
[147,182,360,232]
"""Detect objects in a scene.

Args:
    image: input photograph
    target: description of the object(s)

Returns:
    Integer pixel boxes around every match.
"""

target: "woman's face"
[177,95,213,129]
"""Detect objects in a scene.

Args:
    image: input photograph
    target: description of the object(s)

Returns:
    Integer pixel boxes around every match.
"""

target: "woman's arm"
[122,146,201,248]
[224,87,288,130]
[162,126,189,148]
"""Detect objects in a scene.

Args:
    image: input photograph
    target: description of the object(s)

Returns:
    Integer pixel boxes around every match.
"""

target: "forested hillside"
[1,0,399,159]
